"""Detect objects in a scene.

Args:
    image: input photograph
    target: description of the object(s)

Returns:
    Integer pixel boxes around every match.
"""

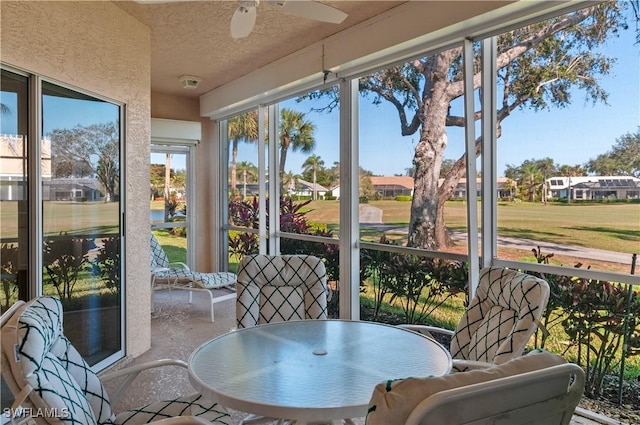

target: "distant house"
[330,176,513,199]
[1,135,50,201]
[370,176,414,198]
[292,178,328,199]
[2,135,105,202]
[42,178,103,201]
[546,176,640,200]
[328,184,341,199]
[450,177,514,199]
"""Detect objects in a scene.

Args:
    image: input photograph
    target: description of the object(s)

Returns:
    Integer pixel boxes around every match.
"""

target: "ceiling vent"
[179,75,201,89]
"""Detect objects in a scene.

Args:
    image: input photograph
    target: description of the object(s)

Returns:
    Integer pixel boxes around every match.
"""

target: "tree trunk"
[408,127,447,250]
[436,155,469,248]
[312,167,317,200]
[242,169,247,200]
[230,140,238,197]
[407,53,455,250]
[279,135,291,190]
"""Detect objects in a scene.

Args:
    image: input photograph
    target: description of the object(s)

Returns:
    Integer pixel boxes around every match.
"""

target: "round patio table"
[188,319,452,424]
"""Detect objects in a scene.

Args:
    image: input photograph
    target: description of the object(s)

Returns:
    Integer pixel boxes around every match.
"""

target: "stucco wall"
[1,1,152,358]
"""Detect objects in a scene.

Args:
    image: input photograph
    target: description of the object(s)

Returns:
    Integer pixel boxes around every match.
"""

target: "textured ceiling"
[114,1,407,98]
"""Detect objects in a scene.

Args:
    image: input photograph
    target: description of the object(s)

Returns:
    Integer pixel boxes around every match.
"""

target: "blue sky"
[270,22,639,178]
[0,92,119,135]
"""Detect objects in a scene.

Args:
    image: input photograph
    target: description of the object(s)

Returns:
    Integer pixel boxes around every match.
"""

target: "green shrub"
[395,195,413,202]
[360,236,467,324]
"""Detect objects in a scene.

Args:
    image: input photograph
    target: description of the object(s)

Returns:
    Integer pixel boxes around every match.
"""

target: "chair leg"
[207,289,214,322]
[150,275,156,314]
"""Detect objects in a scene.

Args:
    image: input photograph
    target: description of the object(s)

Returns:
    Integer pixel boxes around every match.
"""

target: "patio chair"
[150,233,237,322]
[400,266,550,371]
[0,296,231,425]
[236,254,328,328]
[235,254,328,425]
[366,349,584,425]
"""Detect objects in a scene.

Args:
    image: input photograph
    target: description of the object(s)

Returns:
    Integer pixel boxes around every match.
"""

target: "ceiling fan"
[230,0,348,39]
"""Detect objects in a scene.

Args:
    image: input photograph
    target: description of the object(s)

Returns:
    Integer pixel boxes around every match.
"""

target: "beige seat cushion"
[365,350,567,425]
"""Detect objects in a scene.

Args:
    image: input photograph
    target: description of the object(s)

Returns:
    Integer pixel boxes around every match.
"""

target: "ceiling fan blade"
[231,4,258,39]
[268,0,347,24]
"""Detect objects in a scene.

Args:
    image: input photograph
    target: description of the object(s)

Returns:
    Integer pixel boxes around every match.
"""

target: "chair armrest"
[101,359,188,404]
[451,359,494,371]
[152,267,171,275]
[398,324,455,338]
[168,262,190,271]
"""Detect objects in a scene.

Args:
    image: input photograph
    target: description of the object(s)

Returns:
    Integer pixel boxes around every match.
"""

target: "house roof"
[547,175,640,189]
[367,176,512,190]
[369,176,414,189]
[296,178,328,192]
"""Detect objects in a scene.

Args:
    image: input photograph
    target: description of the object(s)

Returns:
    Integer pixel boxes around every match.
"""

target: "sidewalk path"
[358,205,636,267]
[359,204,383,223]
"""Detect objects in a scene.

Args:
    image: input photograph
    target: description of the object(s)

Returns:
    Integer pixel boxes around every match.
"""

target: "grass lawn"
[302,199,639,255]
[153,229,187,263]
[2,201,120,238]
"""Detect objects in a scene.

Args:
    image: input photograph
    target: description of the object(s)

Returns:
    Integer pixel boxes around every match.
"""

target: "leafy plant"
[530,246,567,348]
[361,238,396,320]
[528,246,640,396]
[43,234,95,301]
[228,196,328,259]
[361,236,467,324]
[228,196,342,316]
[0,243,19,311]
[561,277,640,397]
[95,236,121,294]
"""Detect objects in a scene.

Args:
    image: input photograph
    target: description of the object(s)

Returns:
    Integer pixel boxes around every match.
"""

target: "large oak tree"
[49,121,120,202]
[586,128,640,177]
[312,1,628,249]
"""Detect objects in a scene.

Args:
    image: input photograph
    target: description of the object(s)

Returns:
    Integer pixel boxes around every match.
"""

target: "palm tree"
[520,162,543,202]
[558,164,585,204]
[302,154,324,200]
[503,178,517,201]
[228,110,258,197]
[279,109,316,184]
[236,161,258,200]
[538,158,555,204]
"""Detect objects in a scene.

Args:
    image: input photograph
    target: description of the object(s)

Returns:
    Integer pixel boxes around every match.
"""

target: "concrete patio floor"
[103,289,628,425]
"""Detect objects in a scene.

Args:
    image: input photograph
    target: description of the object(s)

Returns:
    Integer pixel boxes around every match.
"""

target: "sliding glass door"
[150,145,193,268]
[0,68,124,367]
[0,70,30,310]
[41,81,123,365]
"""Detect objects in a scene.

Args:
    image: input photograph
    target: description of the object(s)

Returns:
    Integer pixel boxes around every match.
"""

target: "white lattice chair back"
[236,255,328,328]
[150,233,170,270]
[449,267,550,365]
[150,234,236,290]
[1,296,115,425]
